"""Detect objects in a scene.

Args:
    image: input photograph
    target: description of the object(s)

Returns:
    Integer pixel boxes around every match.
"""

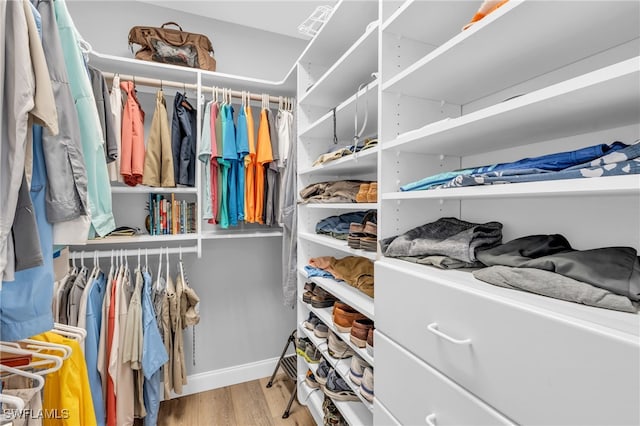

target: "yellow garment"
[31,331,97,426]
[244,105,257,223]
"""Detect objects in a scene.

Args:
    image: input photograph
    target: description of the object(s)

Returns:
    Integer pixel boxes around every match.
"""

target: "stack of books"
[148,193,196,236]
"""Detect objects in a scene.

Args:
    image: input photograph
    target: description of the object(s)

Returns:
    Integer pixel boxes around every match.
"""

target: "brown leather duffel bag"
[128,22,216,71]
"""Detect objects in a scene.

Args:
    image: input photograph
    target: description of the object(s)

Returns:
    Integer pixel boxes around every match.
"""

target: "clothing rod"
[68,246,198,259]
[101,72,290,104]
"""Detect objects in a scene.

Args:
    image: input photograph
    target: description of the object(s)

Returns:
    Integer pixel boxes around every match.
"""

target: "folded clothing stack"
[315,211,369,240]
[308,255,374,298]
[299,180,366,204]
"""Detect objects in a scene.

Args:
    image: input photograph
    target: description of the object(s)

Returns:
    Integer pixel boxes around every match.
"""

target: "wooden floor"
[156,374,316,426]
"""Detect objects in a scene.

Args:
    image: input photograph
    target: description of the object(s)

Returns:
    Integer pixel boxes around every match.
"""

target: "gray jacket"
[88,66,118,164]
[35,0,89,223]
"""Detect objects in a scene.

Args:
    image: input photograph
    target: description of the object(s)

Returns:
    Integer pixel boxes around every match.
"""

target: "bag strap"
[161,22,183,31]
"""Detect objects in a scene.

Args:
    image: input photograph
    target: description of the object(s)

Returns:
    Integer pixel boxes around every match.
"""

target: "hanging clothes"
[264,108,280,226]
[120,81,145,187]
[162,265,176,398]
[105,266,118,426]
[222,103,239,227]
[85,269,107,426]
[115,266,135,426]
[235,103,250,222]
[280,109,297,308]
[208,103,220,224]
[0,0,57,282]
[244,104,257,223]
[142,90,175,188]
[276,108,293,226]
[53,0,115,239]
[254,109,273,224]
[171,92,197,187]
[88,66,118,166]
[197,101,215,220]
[108,75,123,182]
[32,331,97,426]
[123,268,146,419]
[216,103,231,228]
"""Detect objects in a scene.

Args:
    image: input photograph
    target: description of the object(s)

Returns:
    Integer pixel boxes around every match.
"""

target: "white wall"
[66,0,307,80]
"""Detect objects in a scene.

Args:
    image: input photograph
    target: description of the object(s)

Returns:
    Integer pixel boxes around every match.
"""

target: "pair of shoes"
[347,210,377,251]
[360,367,374,402]
[324,370,359,401]
[327,330,354,359]
[311,286,338,309]
[333,302,367,333]
[366,328,374,357]
[296,330,322,364]
[348,354,369,386]
[303,311,330,339]
[355,182,378,203]
[302,282,315,303]
[322,396,346,426]
[316,358,332,386]
[367,182,377,203]
[305,369,320,389]
[350,318,374,348]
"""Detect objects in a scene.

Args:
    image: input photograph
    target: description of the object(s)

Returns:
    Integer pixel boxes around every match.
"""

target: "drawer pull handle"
[427,323,471,345]
[425,413,437,425]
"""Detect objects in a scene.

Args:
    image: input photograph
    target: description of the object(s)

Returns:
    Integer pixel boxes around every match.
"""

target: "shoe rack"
[295,0,380,424]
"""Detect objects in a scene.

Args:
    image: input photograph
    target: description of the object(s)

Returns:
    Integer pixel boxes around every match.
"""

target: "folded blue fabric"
[400,141,629,191]
[304,265,336,279]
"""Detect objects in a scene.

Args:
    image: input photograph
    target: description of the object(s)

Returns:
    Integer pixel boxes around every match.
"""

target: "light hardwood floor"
[156,374,316,426]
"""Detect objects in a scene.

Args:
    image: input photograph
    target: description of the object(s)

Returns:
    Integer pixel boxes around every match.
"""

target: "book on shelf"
[147,193,197,236]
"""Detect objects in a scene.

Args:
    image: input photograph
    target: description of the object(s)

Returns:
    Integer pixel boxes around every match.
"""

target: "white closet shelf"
[377,258,640,341]
[382,0,479,47]
[299,232,378,261]
[299,22,379,108]
[299,323,374,411]
[299,80,379,140]
[299,148,379,176]
[110,185,197,194]
[299,267,375,320]
[383,58,640,156]
[299,0,379,67]
[301,203,378,210]
[200,230,283,240]
[297,380,324,425]
[383,175,640,201]
[304,300,375,367]
[382,1,640,105]
[85,234,198,245]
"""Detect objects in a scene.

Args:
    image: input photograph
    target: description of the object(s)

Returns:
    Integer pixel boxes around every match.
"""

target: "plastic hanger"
[0,393,26,412]
[0,343,64,374]
[165,249,170,291]
[155,247,163,291]
[0,364,45,393]
[53,323,86,341]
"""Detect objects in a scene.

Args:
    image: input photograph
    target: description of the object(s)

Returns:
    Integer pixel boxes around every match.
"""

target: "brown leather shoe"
[350,318,374,348]
[332,302,367,333]
[355,183,370,203]
[311,286,338,308]
[302,282,316,303]
[366,182,377,203]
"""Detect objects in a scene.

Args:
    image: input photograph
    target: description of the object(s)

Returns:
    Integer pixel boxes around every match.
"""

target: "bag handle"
[161,22,184,31]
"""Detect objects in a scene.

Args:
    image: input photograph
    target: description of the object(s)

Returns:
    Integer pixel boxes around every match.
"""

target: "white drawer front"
[376,332,514,426]
[374,399,402,426]
[376,261,640,425]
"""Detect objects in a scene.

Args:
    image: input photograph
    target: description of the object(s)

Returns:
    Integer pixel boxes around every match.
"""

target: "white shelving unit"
[296,2,380,423]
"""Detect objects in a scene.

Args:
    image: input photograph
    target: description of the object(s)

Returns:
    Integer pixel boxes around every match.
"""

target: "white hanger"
[145,248,149,272]
[155,247,163,291]
[0,364,45,392]
[165,249,170,290]
[53,322,86,341]
[0,393,26,412]
[0,343,65,374]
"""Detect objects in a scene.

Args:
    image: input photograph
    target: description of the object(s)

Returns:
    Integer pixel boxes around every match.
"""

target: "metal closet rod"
[69,246,197,259]
[101,71,290,104]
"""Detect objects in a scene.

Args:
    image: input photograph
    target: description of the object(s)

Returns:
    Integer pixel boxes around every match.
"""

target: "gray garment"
[2,386,43,426]
[476,234,640,302]
[397,255,482,270]
[299,180,365,204]
[474,266,639,313]
[280,112,297,308]
[88,65,118,163]
[66,266,88,326]
[381,217,503,263]
[35,0,89,224]
[12,172,43,272]
[276,109,293,225]
[58,268,78,325]
[265,109,280,226]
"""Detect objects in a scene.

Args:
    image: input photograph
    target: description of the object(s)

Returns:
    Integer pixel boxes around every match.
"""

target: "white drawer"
[374,399,402,426]
[376,260,640,425]
[376,332,514,426]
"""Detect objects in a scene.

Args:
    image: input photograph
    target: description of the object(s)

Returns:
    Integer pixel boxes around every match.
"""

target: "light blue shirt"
[85,271,106,426]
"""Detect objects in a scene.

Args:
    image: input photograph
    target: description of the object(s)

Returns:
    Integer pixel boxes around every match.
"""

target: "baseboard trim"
[168,356,281,399]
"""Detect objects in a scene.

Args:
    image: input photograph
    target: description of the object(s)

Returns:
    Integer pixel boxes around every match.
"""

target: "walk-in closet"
[2,1,639,425]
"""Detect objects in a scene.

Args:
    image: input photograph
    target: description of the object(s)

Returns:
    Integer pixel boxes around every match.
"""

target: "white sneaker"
[348,355,368,386]
[360,367,374,402]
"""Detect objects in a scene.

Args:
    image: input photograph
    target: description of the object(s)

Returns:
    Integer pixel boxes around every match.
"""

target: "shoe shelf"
[382,1,640,105]
[110,185,197,194]
[381,175,640,202]
[377,258,640,341]
[299,22,379,108]
[302,299,375,367]
[381,0,479,47]
[301,203,378,211]
[299,232,378,261]
[300,324,374,412]
[300,268,375,320]
[299,80,379,140]
[383,57,640,156]
[299,147,379,176]
[297,379,325,425]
